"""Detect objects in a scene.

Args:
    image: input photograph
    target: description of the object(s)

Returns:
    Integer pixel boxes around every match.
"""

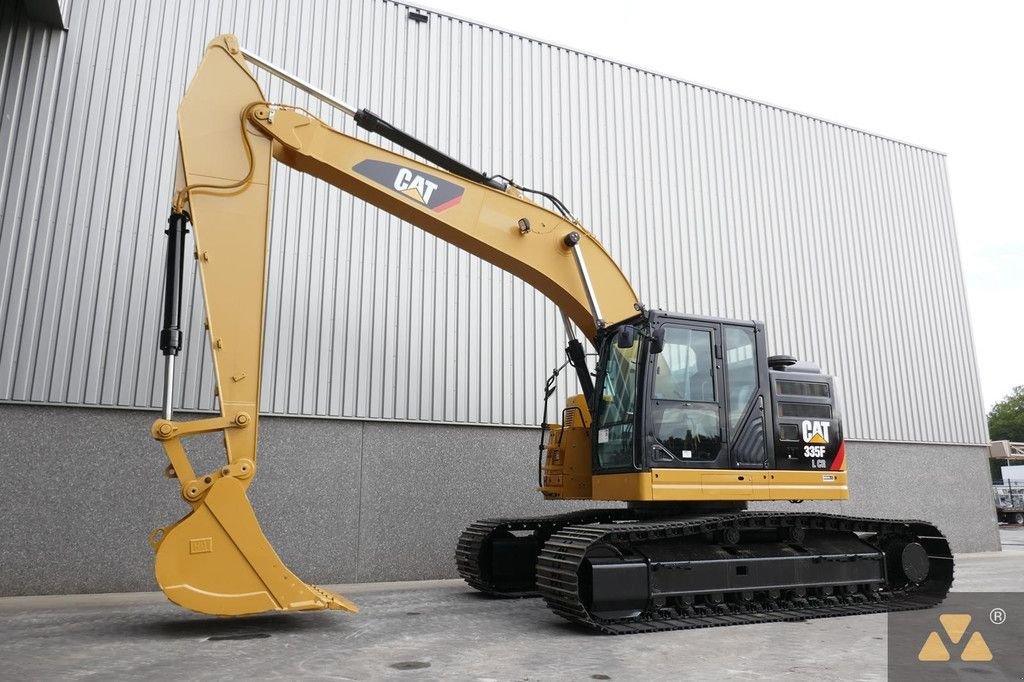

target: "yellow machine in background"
[150,35,952,632]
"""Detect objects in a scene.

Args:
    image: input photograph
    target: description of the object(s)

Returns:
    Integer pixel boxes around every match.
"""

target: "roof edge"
[397,0,947,157]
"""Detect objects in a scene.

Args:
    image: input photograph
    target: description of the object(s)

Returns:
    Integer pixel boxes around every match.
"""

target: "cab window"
[723,326,756,430]
[595,335,640,470]
[653,327,715,402]
[650,326,721,463]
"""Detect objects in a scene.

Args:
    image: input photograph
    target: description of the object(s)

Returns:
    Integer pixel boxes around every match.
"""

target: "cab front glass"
[593,332,640,471]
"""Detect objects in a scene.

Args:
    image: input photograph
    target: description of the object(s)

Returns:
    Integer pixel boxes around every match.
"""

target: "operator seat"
[691,353,713,401]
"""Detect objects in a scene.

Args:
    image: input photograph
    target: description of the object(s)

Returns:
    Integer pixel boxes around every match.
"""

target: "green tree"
[989,385,1024,442]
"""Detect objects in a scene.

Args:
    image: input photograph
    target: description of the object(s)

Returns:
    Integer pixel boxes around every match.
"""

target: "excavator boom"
[151,35,635,616]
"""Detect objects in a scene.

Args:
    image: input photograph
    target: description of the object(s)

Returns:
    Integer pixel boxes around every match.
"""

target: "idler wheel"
[900,542,930,584]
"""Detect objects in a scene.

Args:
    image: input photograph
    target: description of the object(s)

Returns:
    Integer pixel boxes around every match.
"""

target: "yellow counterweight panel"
[589,469,849,502]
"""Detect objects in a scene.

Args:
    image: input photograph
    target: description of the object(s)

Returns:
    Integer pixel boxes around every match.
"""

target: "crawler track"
[456,509,631,597]
[458,510,953,634]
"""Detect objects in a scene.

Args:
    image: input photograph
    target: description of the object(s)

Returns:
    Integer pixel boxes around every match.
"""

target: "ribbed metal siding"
[0,0,987,444]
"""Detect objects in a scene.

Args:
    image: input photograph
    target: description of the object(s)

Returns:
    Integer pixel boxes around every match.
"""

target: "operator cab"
[591,311,843,474]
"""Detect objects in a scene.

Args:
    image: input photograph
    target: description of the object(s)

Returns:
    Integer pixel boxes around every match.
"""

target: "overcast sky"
[418,0,1024,411]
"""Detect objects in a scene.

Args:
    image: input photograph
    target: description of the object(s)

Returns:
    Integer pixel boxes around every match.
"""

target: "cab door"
[645,322,728,468]
[721,324,771,469]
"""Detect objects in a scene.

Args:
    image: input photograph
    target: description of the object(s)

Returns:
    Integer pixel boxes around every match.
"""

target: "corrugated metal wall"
[0,0,987,443]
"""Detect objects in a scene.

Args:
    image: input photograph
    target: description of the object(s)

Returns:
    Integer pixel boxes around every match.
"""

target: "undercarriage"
[457,509,953,634]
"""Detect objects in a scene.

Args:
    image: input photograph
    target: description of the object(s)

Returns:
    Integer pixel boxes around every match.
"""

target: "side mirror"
[616,325,636,348]
[650,327,665,355]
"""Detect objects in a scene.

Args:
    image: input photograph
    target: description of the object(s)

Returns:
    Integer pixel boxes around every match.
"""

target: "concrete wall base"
[0,404,999,596]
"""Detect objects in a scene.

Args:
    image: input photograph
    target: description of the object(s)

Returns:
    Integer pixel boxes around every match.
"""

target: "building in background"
[0,0,997,596]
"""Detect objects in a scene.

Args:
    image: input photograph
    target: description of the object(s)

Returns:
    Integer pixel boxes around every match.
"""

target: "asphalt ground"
[1,528,1021,681]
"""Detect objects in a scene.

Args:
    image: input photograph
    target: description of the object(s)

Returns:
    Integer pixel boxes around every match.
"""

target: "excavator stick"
[150,35,356,617]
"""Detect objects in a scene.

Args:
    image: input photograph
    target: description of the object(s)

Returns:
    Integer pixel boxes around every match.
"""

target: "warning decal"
[801,420,831,443]
[352,159,465,212]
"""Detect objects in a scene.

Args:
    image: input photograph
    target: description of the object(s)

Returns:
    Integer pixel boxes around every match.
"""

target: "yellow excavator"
[150,35,952,632]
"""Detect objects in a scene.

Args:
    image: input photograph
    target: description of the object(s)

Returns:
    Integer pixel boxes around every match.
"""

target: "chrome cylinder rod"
[159,211,189,421]
[239,47,358,118]
[162,355,175,420]
[564,232,604,329]
[240,46,507,190]
[560,311,578,342]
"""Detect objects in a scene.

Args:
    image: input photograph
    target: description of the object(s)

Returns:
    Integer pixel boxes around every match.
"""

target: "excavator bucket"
[148,35,357,617]
[151,477,357,616]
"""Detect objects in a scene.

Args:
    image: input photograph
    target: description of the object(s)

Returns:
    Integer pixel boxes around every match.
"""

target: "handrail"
[989,440,1024,459]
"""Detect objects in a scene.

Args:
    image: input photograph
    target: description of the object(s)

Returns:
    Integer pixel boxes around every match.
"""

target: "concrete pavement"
[0,529,1021,681]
